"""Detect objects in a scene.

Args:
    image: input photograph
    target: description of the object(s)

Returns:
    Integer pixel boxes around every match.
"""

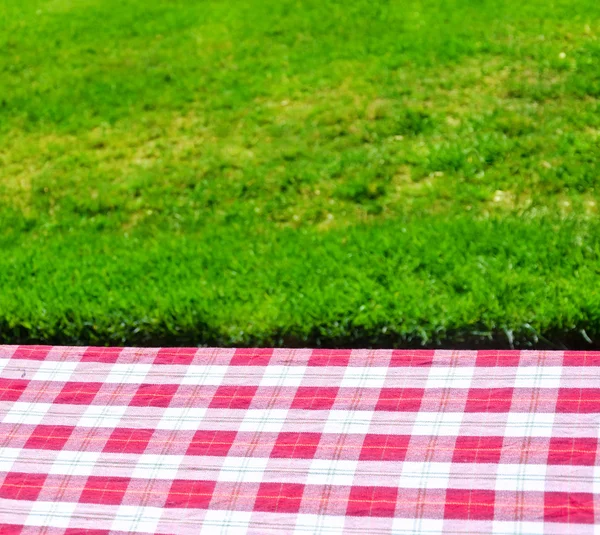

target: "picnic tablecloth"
[0,346,599,534]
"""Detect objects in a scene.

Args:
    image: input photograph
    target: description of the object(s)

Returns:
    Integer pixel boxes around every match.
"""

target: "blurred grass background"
[1,0,599,347]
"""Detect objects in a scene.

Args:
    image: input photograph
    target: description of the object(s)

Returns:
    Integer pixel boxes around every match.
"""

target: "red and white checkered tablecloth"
[0,346,599,534]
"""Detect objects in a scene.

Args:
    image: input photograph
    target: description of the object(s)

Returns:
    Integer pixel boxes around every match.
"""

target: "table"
[1,346,599,533]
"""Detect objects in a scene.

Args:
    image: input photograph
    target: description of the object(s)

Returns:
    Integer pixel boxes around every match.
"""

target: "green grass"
[1,0,599,348]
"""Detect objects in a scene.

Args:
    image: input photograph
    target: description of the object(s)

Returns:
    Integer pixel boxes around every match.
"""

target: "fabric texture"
[0,346,599,534]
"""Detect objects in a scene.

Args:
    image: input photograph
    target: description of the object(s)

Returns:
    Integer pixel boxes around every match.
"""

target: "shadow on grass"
[2,319,597,350]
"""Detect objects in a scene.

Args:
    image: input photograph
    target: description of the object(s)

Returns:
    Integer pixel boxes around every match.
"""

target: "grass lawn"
[1,0,600,348]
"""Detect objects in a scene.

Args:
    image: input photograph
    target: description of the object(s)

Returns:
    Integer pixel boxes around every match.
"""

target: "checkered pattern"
[0,346,599,534]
